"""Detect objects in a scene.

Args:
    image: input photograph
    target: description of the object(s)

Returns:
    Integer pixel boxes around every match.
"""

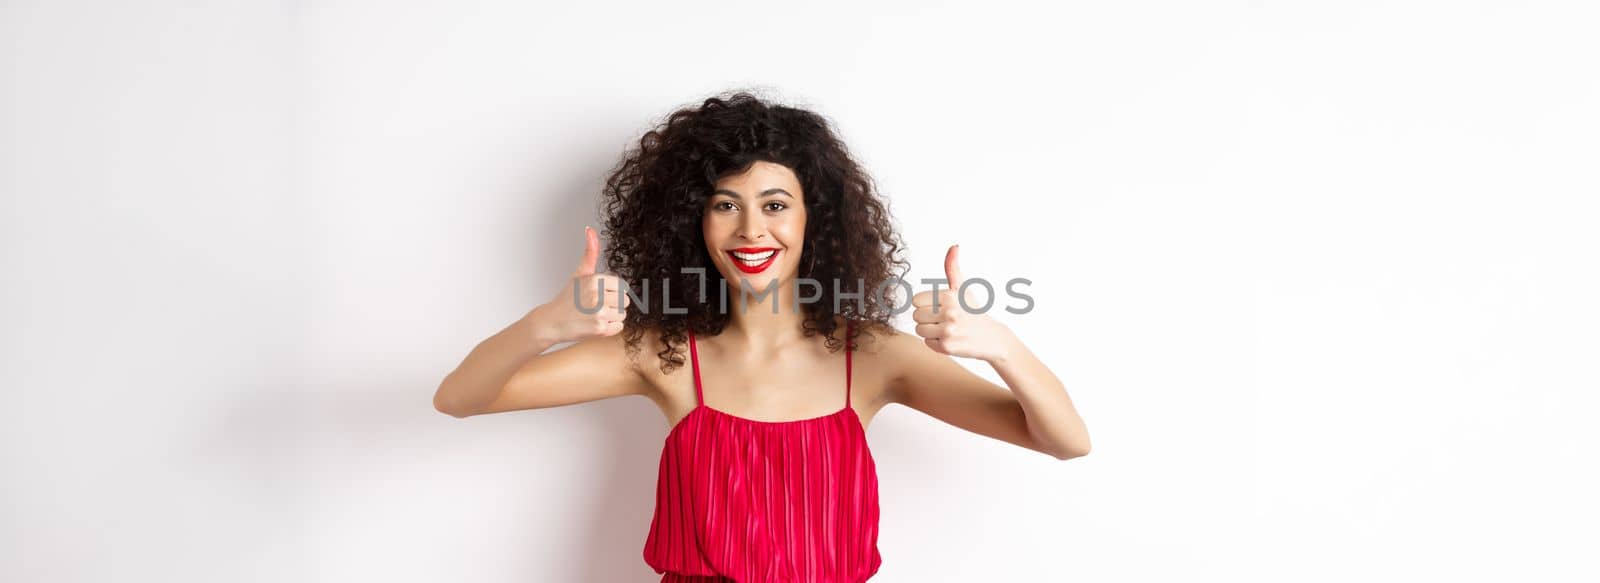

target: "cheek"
[702,213,729,237]
[777,211,806,240]
[701,217,719,254]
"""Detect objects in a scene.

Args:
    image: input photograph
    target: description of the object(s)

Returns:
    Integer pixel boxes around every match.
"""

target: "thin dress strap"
[844,320,853,408]
[687,329,704,406]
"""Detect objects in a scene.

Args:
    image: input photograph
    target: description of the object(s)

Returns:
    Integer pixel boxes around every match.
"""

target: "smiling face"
[704,160,808,298]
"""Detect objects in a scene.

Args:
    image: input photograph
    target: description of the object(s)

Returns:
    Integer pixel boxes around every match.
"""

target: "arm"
[432,305,650,418]
[433,225,645,418]
[898,244,1090,460]
[887,326,1090,460]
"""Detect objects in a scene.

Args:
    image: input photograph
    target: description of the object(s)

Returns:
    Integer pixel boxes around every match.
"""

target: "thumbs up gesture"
[529,226,630,344]
[910,244,1015,361]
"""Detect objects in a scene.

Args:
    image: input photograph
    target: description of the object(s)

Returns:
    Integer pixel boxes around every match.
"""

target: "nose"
[737,213,768,241]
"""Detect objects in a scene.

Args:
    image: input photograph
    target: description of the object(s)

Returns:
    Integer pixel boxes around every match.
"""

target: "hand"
[911,244,1015,362]
[527,226,630,344]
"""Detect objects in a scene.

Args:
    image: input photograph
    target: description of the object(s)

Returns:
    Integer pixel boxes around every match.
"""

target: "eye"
[713,201,737,212]
[763,201,787,212]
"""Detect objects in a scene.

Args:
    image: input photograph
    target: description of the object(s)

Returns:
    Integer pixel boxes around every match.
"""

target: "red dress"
[643,321,883,582]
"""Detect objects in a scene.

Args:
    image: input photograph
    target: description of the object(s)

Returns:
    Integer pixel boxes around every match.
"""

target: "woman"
[433,92,1091,582]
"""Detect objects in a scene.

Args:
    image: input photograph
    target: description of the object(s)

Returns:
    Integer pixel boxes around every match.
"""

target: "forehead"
[712,160,803,197]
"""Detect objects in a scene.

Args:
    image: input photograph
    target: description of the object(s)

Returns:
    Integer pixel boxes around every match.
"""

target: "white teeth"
[730,250,777,262]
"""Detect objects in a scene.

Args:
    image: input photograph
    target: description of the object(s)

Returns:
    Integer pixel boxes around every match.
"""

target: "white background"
[5,1,1598,581]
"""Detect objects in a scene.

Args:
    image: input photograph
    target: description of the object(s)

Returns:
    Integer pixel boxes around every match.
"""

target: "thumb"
[944,244,964,291]
[574,225,600,277]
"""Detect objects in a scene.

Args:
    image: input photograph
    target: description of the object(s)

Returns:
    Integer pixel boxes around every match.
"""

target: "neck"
[718,277,810,350]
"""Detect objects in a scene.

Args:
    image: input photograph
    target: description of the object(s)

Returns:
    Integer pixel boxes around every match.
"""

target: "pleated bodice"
[643,322,882,582]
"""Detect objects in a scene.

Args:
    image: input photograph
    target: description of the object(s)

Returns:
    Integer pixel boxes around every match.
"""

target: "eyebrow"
[712,188,794,199]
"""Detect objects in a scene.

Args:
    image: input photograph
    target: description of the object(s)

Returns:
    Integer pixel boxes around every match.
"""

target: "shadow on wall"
[274,377,666,579]
[508,128,670,579]
[191,109,690,579]
[559,397,668,580]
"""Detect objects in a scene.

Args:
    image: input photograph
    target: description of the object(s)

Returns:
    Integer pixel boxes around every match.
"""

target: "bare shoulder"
[841,316,905,353]
[626,324,694,408]
[851,318,962,406]
[837,316,918,408]
[627,324,682,374]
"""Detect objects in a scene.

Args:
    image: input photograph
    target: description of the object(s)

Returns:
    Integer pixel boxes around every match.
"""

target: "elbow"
[1052,442,1090,461]
[1029,432,1090,461]
[433,393,464,418]
[432,382,473,419]
[435,402,464,419]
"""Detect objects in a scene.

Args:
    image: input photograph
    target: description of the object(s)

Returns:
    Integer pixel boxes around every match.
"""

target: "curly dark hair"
[600,90,909,374]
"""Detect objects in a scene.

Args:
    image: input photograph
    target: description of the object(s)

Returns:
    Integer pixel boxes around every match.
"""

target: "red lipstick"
[727,247,780,274]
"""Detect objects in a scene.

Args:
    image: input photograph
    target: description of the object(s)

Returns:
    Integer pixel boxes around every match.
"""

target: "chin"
[722,267,796,292]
